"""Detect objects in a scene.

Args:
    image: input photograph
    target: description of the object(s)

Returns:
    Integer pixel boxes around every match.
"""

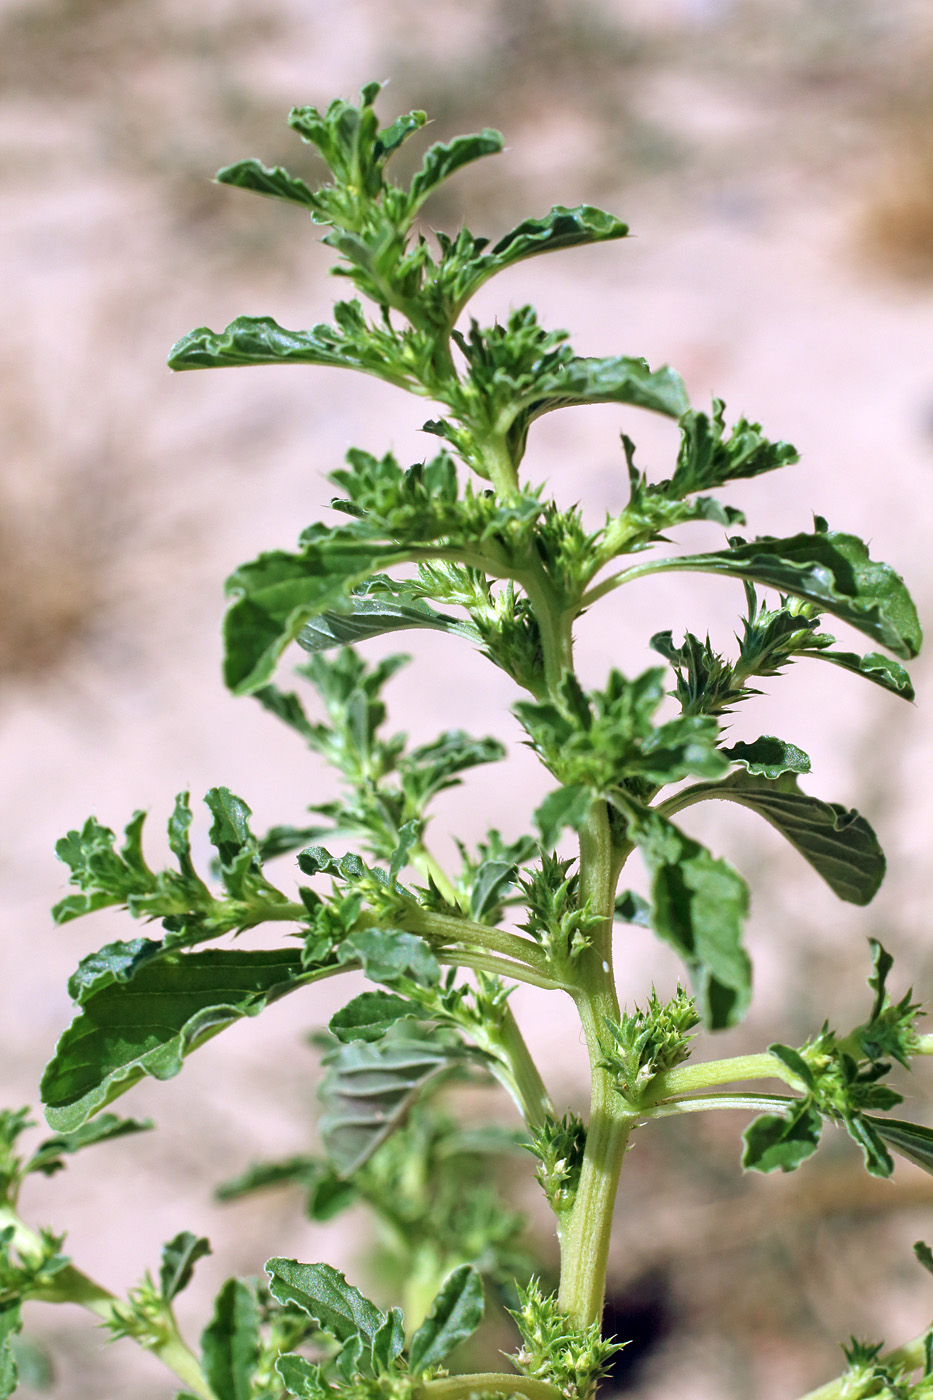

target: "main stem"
[557,801,632,1329]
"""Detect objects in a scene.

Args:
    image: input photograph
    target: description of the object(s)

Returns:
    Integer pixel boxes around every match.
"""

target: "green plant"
[3,81,932,1400]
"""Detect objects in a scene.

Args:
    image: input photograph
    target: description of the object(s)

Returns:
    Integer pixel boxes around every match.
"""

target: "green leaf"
[667,770,886,906]
[371,1309,406,1372]
[742,1102,823,1173]
[275,1354,331,1399]
[662,528,922,661]
[408,1265,484,1375]
[490,205,629,268]
[408,131,503,209]
[670,400,798,496]
[215,159,317,208]
[527,354,689,423]
[223,538,409,695]
[841,1113,894,1178]
[265,1260,384,1350]
[632,810,751,1030]
[159,1232,212,1304]
[914,1241,933,1278]
[534,785,591,850]
[25,1113,152,1177]
[319,1036,465,1175]
[201,1278,260,1400]
[41,948,310,1131]
[0,1304,21,1400]
[297,594,472,653]
[340,928,440,988]
[721,736,810,778]
[613,890,652,927]
[864,1116,933,1175]
[329,992,418,1043]
[805,647,915,701]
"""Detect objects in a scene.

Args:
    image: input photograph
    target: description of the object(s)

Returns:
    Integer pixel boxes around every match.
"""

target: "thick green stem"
[406,907,553,977]
[492,1004,555,1129]
[0,1207,215,1400]
[797,1335,929,1400]
[557,801,631,1329]
[645,1051,805,1105]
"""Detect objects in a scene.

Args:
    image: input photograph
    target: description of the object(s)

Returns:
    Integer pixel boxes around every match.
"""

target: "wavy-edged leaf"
[666,770,885,906]
[222,538,408,694]
[41,948,312,1131]
[742,1100,823,1174]
[329,992,418,1043]
[319,1036,467,1175]
[0,1304,21,1400]
[168,316,363,372]
[865,1116,933,1175]
[297,594,473,654]
[631,809,751,1030]
[661,527,921,660]
[25,1113,152,1177]
[408,1264,484,1375]
[489,204,628,268]
[804,647,915,701]
[722,736,811,778]
[160,1232,212,1304]
[201,1278,260,1400]
[534,784,591,850]
[339,928,440,988]
[216,159,316,208]
[265,1260,384,1349]
[671,400,798,496]
[527,354,689,422]
[275,1354,330,1400]
[408,131,503,209]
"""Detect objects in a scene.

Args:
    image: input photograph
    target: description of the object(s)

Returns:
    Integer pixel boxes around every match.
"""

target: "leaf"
[613,890,652,927]
[721,736,811,778]
[408,1265,485,1375]
[41,948,310,1131]
[329,992,418,1043]
[201,1278,260,1400]
[534,785,591,850]
[340,928,440,988]
[667,770,886,906]
[632,810,751,1030]
[841,1113,894,1178]
[25,1113,152,1177]
[297,594,472,653]
[670,400,798,496]
[805,647,915,702]
[662,528,922,661]
[319,1036,466,1175]
[489,205,629,269]
[275,1354,331,1399]
[0,1304,21,1400]
[222,538,408,695]
[864,1116,933,1175]
[265,1260,384,1350]
[160,1232,212,1304]
[526,354,689,423]
[408,131,503,209]
[215,159,317,208]
[742,1102,823,1173]
[914,1241,933,1278]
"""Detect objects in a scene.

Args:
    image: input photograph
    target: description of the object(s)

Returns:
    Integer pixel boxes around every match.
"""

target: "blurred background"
[2,0,933,1396]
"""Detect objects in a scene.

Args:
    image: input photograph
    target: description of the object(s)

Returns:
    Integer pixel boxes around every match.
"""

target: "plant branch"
[419,1374,563,1400]
[796,1335,930,1400]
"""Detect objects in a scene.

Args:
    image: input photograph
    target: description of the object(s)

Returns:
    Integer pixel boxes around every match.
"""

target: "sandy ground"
[2,3,933,1396]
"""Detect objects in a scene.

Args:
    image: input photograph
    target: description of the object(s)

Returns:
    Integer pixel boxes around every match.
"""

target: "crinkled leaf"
[340,928,440,988]
[371,1309,406,1372]
[662,527,921,660]
[265,1260,383,1351]
[864,1116,933,1176]
[842,1113,894,1178]
[222,537,410,695]
[41,949,310,1131]
[329,991,418,1043]
[742,1102,823,1173]
[632,810,751,1030]
[671,400,798,496]
[402,731,506,807]
[667,770,885,906]
[0,1304,21,1400]
[160,1232,212,1304]
[275,1354,331,1399]
[201,1278,260,1400]
[526,354,689,423]
[722,736,811,778]
[915,1241,933,1278]
[470,859,518,922]
[768,1042,817,1092]
[408,131,503,209]
[408,1264,484,1375]
[805,646,915,701]
[319,1036,466,1175]
[25,1113,152,1177]
[297,595,472,654]
[534,785,591,850]
[216,159,316,208]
